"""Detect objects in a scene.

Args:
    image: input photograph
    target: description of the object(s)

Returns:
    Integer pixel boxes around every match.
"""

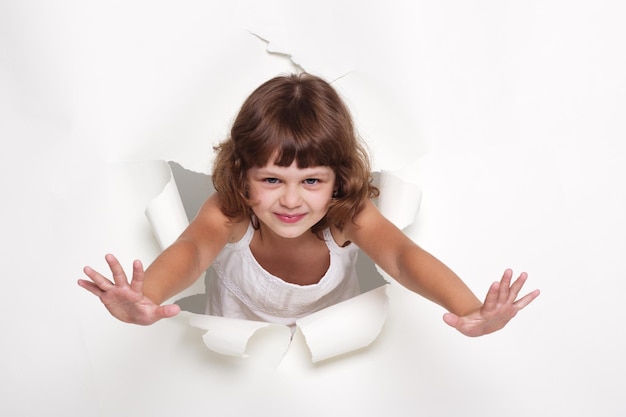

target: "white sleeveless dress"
[205,223,361,327]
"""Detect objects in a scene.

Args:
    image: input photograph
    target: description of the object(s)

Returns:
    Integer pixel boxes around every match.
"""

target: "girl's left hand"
[442,269,540,337]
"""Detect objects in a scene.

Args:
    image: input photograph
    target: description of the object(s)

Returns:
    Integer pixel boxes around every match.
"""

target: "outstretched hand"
[77,254,180,325]
[443,269,540,337]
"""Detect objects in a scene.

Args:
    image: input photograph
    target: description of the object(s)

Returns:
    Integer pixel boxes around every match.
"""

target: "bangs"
[240,108,342,169]
[243,132,335,169]
[271,130,336,168]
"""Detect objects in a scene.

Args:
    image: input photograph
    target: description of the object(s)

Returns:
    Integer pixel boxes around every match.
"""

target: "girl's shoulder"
[331,199,382,247]
[340,199,397,242]
[227,219,250,243]
[191,192,249,243]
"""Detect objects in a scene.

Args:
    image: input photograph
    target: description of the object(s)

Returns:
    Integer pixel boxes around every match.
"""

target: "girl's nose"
[280,185,302,208]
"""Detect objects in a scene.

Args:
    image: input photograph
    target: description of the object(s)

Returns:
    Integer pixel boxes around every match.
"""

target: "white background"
[1,1,624,416]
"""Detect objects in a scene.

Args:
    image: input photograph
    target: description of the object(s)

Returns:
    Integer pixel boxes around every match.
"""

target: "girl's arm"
[78,193,236,325]
[142,193,235,304]
[344,200,539,336]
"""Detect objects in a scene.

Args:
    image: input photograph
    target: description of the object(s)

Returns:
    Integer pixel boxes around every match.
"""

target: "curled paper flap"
[188,314,292,360]
[296,285,389,362]
[145,161,189,249]
[377,170,422,230]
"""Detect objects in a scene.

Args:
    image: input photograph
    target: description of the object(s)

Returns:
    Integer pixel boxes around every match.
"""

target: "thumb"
[156,303,181,320]
[443,312,460,328]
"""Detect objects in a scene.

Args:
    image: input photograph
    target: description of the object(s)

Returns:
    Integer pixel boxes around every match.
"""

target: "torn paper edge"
[144,161,421,363]
[188,314,292,359]
[295,285,389,362]
[377,170,422,230]
[145,161,189,249]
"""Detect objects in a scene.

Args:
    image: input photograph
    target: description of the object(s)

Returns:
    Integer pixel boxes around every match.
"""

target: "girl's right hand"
[78,254,180,325]
[442,269,539,337]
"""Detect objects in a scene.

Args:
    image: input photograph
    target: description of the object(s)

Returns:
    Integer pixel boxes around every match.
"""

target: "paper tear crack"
[249,31,305,73]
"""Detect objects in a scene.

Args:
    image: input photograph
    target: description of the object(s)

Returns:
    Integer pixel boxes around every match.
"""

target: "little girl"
[78,73,539,337]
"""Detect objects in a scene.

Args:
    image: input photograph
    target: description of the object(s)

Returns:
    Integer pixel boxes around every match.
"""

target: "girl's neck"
[255,222,318,249]
[250,222,329,285]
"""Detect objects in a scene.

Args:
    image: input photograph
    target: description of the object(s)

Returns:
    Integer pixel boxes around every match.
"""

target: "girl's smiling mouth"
[275,213,306,223]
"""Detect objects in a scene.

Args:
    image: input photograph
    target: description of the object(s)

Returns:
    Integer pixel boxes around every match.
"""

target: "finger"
[508,272,529,302]
[482,281,501,312]
[83,265,114,290]
[77,279,105,297]
[105,254,130,287]
[513,289,541,310]
[497,269,513,304]
[129,259,145,294]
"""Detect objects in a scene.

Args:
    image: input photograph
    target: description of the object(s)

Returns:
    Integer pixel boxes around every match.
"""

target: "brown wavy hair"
[212,73,379,234]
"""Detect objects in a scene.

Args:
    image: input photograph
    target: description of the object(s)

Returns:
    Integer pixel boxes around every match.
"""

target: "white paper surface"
[4,2,626,416]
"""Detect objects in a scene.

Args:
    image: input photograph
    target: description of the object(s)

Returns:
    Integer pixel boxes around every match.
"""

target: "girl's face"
[246,158,336,239]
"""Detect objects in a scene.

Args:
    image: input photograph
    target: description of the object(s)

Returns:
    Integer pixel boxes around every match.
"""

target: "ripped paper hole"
[144,161,420,363]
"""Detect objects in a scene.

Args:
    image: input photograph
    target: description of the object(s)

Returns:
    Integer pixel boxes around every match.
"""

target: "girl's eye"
[265,178,280,184]
[304,178,319,185]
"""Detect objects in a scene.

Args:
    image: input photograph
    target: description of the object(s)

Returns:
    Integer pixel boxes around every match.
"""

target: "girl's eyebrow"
[254,166,333,178]
[300,168,333,178]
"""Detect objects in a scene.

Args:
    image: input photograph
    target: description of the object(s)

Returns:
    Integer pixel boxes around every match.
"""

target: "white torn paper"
[188,313,292,360]
[145,162,189,250]
[296,285,389,362]
[144,161,420,363]
[377,170,422,230]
